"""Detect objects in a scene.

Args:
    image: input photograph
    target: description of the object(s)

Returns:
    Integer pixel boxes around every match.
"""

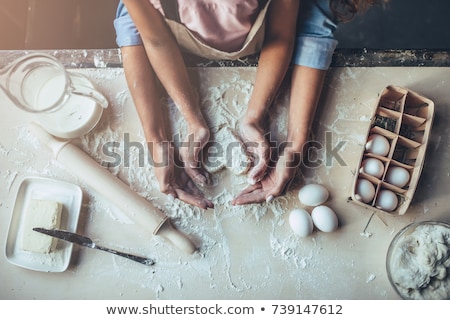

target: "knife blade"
[33,228,155,266]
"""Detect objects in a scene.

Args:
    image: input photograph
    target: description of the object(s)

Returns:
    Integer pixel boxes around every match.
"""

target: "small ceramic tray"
[5,176,82,272]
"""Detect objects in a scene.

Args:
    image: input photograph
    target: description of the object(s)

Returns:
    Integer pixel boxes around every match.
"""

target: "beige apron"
[164,0,272,60]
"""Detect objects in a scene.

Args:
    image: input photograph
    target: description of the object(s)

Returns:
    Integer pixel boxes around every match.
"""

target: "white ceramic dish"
[5,176,82,272]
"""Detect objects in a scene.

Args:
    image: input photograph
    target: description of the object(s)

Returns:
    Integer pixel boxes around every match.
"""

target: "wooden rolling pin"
[29,122,196,254]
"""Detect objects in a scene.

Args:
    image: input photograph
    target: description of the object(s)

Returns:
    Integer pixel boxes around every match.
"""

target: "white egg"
[385,166,410,188]
[365,134,390,156]
[354,178,375,203]
[289,209,313,237]
[298,184,329,206]
[360,158,384,178]
[311,205,338,232]
[375,189,398,212]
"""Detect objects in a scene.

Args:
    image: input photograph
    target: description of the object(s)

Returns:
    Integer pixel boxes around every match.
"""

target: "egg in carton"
[350,85,434,215]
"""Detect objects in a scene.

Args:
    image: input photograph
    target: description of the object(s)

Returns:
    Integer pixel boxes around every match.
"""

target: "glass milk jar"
[0,53,108,138]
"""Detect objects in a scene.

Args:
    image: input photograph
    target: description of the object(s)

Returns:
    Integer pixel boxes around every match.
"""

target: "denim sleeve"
[293,0,338,70]
[293,36,338,70]
[114,0,143,47]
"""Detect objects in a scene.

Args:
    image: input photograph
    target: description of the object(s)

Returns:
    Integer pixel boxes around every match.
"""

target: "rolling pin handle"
[155,219,197,255]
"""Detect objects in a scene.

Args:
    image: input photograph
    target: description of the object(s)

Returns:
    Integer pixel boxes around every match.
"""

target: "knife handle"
[95,245,155,266]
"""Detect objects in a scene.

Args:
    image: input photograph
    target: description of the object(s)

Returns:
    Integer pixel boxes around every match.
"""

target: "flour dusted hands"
[231,148,300,205]
[119,0,301,208]
[179,125,212,188]
[151,140,214,210]
[238,119,271,185]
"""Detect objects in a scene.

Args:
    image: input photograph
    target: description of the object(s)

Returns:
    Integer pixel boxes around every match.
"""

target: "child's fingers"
[175,188,214,209]
[159,183,178,200]
[183,166,208,187]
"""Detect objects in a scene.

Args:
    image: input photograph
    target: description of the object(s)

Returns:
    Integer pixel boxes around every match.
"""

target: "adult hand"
[151,141,214,210]
[231,148,300,205]
[238,119,271,185]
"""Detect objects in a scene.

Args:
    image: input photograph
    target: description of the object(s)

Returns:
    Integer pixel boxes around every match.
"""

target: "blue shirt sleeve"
[114,0,143,47]
[293,0,339,70]
[114,0,339,69]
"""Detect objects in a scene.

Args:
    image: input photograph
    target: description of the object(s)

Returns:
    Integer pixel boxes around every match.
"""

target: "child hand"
[159,165,214,209]
[179,125,211,187]
[152,141,214,209]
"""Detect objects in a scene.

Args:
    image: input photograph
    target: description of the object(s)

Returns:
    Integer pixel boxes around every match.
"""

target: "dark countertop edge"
[1,48,450,68]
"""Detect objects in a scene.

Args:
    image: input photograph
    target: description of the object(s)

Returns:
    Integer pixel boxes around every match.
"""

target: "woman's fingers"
[265,176,294,202]
[231,182,265,205]
[232,187,267,205]
[265,153,298,201]
[246,141,270,184]
[238,121,271,185]
[234,182,262,198]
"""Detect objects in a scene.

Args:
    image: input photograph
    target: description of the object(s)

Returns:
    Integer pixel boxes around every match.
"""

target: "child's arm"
[122,0,210,187]
[122,1,202,126]
[240,0,300,185]
[122,45,213,209]
[121,0,212,208]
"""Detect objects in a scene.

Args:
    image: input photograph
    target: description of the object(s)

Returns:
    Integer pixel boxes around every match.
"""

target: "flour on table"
[30,67,322,297]
[202,126,250,176]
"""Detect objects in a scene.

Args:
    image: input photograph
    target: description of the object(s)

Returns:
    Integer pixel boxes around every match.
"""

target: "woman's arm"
[240,0,300,184]
[287,65,327,153]
[248,0,300,118]
[232,65,327,205]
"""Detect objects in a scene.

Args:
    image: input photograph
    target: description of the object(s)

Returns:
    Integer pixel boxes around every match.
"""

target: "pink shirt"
[149,0,262,52]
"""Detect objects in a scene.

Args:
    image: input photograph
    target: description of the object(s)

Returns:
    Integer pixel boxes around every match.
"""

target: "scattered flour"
[366,274,376,283]
[360,231,372,238]
[69,69,325,296]
[202,126,251,176]
[4,67,389,299]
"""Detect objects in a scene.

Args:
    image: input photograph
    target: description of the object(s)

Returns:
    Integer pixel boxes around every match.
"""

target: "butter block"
[21,199,63,253]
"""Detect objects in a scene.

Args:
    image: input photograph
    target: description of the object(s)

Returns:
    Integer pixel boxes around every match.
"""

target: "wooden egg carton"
[349,85,435,215]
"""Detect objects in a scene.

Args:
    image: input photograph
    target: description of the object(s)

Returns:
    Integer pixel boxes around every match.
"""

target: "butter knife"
[33,228,155,266]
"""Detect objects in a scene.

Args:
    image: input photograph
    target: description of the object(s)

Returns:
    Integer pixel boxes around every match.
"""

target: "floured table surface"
[1,64,449,299]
